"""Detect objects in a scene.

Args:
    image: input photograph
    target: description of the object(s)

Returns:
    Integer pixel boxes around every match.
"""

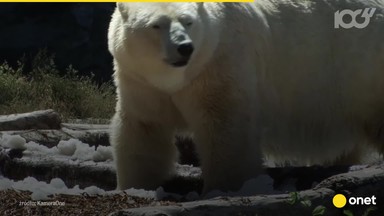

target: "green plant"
[343,206,377,216]
[343,209,354,216]
[362,207,377,216]
[286,192,326,216]
[287,192,300,205]
[312,205,326,216]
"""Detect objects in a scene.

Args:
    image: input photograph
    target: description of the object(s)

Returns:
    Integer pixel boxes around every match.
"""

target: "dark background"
[0,3,116,83]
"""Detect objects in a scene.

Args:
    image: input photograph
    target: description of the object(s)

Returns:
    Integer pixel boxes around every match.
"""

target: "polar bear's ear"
[117,3,128,20]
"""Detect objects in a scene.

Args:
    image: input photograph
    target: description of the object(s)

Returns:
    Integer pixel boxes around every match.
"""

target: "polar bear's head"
[109,3,220,92]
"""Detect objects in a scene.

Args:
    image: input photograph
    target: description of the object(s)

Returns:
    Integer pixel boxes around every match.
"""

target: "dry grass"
[0,50,116,121]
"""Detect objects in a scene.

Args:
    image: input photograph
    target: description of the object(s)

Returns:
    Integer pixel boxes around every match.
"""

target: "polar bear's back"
[257,0,384,164]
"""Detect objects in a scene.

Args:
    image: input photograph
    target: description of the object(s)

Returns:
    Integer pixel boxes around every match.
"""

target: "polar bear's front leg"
[185,98,264,194]
[195,118,263,194]
[110,114,177,190]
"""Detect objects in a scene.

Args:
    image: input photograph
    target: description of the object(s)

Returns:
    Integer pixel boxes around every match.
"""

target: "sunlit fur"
[109,1,384,194]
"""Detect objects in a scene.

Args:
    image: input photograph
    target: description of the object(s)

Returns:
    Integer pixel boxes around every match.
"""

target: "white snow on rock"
[0,135,281,202]
[25,141,59,154]
[0,134,26,150]
[0,176,157,200]
[0,135,113,162]
[70,139,96,161]
[57,139,77,156]
[92,145,113,162]
[57,138,113,162]
[0,176,97,200]
[7,134,377,202]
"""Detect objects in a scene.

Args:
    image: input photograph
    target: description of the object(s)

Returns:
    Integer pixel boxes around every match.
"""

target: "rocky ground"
[1,110,383,216]
[0,189,161,216]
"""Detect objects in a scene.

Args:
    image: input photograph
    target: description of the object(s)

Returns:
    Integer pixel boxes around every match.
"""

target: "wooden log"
[0,110,61,131]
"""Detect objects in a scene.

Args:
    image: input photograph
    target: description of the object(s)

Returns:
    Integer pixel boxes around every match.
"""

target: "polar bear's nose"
[177,42,194,58]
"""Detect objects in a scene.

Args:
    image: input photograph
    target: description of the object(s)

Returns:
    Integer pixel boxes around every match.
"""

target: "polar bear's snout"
[168,41,194,67]
[177,42,194,58]
[163,40,194,67]
[163,22,194,67]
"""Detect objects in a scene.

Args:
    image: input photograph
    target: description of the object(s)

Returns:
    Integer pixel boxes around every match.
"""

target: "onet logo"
[333,194,377,208]
[334,8,376,29]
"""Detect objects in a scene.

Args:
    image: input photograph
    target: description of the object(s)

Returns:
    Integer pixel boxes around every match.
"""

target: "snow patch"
[0,176,158,200]
[71,140,95,161]
[57,139,77,156]
[25,141,58,154]
[93,145,113,162]
[0,135,113,162]
[349,165,369,172]
[0,134,26,150]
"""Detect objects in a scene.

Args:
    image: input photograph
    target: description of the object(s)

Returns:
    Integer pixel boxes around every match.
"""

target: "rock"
[0,146,202,191]
[0,128,110,148]
[110,164,384,216]
[1,110,383,215]
[0,109,61,131]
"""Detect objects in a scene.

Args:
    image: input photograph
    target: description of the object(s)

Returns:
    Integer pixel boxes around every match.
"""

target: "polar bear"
[108,1,384,194]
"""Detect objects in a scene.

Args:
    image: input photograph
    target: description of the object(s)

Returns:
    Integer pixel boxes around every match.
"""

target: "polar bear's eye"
[179,15,194,28]
[185,22,193,27]
[152,24,160,29]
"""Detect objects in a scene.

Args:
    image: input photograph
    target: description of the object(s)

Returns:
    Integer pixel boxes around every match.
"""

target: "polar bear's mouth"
[164,58,189,67]
[171,60,189,67]
[164,57,190,67]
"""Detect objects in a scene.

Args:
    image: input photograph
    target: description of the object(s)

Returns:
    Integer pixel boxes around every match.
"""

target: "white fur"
[108,1,384,193]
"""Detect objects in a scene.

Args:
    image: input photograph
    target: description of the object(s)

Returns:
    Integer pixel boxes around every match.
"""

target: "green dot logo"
[333,194,347,208]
